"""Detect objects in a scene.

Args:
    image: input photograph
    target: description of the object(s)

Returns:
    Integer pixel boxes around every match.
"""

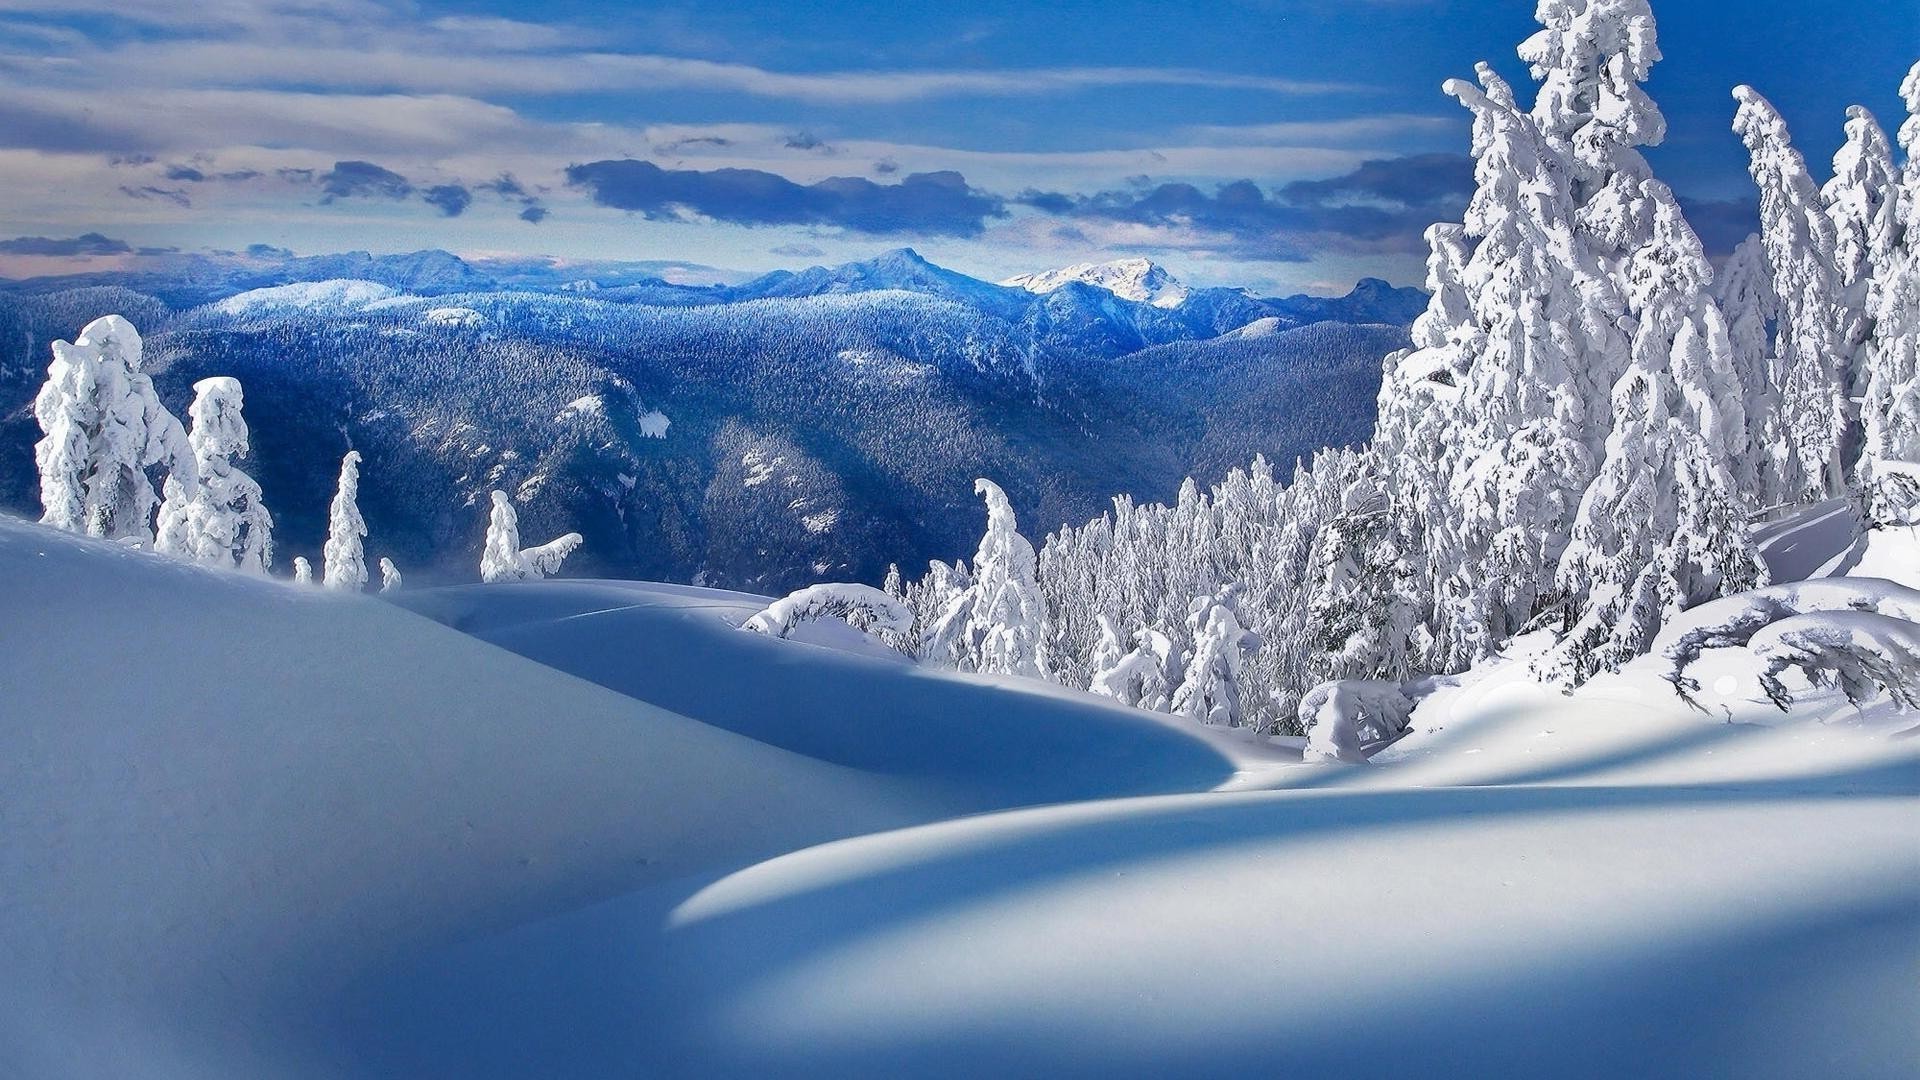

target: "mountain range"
[0,249,1423,590]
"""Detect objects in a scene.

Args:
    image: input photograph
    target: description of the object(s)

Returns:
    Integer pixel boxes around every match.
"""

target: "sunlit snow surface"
[1,508,1915,1078]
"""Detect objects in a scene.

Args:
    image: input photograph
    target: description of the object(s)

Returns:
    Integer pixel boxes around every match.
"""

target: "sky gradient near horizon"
[0,0,1913,294]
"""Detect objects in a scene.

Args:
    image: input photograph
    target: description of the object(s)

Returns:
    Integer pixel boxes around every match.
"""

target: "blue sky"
[0,0,1912,293]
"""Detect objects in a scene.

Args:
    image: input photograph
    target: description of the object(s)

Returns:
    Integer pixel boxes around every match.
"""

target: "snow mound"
[0,516,915,1078]
[1221,315,1287,339]
[210,279,402,316]
[1001,258,1191,308]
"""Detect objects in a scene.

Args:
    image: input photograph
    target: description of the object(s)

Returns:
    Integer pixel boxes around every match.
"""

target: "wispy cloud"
[0,231,132,255]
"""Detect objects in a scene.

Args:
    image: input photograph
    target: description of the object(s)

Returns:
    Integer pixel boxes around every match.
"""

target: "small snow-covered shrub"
[741,583,912,645]
[1298,680,1415,765]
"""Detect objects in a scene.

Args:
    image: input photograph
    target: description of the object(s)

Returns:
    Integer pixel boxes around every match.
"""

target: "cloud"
[1016,154,1473,261]
[319,159,412,202]
[119,184,192,206]
[518,203,549,223]
[422,183,472,216]
[1278,152,1472,209]
[566,160,1007,237]
[785,132,835,153]
[770,242,826,259]
[245,243,294,258]
[164,163,206,182]
[0,232,132,255]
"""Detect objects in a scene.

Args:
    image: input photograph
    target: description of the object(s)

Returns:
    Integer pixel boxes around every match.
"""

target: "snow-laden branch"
[742,583,912,643]
[1653,578,1920,710]
[1748,612,1920,711]
[1299,680,1415,765]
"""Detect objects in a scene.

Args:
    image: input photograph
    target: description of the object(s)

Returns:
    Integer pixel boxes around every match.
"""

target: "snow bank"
[0,516,914,1078]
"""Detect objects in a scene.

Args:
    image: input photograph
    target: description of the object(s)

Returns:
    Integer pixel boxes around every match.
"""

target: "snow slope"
[3,508,1915,1078]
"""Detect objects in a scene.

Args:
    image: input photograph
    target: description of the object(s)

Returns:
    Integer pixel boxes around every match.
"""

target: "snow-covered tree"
[379,557,402,594]
[1860,63,1920,525]
[1712,233,1778,494]
[154,377,273,573]
[480,490,583,582]
[322,451,368,591]
[32,315,194,542]
[1519,0,1665,256]
[1439,63,1620,643]
[292,556,313,585]
[1823,106,1899,394]
[1734,85,1849,503]
[1170,586,1263,727]
[1299,680,1416,765]
[1539,179,1764,686]
[1089,626,1175,712]
[929,479,1048,678]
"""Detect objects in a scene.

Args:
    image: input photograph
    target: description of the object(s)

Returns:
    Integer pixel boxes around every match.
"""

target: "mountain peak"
[1000,258,1190,308]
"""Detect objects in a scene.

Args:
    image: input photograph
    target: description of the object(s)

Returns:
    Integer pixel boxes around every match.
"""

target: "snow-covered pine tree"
[379,557,402,593]
[1734,85,1850,503]
[1089,625,1175,712]
[322,451,368,591]
[33,315,194,542]
[1170,586,1263,727]
[1712,234,1779,496]
[1540,180,1764,685]
[480,490,583,582]
[292,556,313,585]
[1860,62,1920,525]
[1822,106,1900,404]
[1519,0,1665,254]
[1441,63,1615,643]
[960,479,1048,678]
[154,377,273,573]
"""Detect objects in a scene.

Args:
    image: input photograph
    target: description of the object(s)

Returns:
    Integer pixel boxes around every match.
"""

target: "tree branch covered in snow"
[741,583,912,643]
[1654,578,1920,711]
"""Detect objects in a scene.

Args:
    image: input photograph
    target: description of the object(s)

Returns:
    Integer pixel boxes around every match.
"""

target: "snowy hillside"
[1002,258,1194,308]
[2,500,1913,1078]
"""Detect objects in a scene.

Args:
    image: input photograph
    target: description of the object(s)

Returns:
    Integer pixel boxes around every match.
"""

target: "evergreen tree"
[32,315,194,542]
[1860,63,1920,525]
[154,377,273,573]
[322,451,368,591]
[1734,85,1849,502]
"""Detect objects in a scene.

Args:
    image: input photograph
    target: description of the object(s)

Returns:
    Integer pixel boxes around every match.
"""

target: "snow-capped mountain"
[1002,258,1193,309]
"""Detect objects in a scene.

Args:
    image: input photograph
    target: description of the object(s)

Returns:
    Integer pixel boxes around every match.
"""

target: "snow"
[3,510,1914,1077]
[637,410,671,438]
[210,279,402,316]
[422,306,485,328]
[1001,258,1192,308]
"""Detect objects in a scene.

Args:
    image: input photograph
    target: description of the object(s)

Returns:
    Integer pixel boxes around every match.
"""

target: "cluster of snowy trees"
[877,5,1920,735]
[30,314,581,588]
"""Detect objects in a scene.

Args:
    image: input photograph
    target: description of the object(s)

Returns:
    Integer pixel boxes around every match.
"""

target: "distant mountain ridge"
[0,248,1423,590]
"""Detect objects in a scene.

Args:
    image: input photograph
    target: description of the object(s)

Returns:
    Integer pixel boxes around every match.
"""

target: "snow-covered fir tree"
[322,451,368,591]
[481,490,583,582]
[154,377,273,573]
[1734,84,1850,503]
[33,315,194,542]
[922,479,1048,678]
[292,556,313,585]
[379,557,403,593]
[1860,62,1920,525]
[1170,586,1263,727]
